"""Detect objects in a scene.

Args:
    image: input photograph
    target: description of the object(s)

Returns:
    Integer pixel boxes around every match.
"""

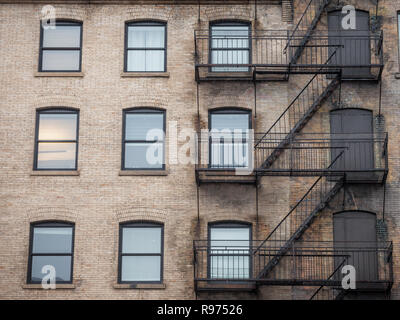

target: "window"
[208,222,251,279]
[39,21,82,72]
[209,109,251,169]
[210,21,250,72]
[125,21,166,72]
[34,108,79,170]
[28,222,74,284]
[122,108,165,170]
[118,222,164,283]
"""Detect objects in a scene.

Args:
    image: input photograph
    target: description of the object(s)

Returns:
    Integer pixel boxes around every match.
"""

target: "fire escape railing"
[194,132,388,184]
[285,0,331,63]
[194,29,383,81]
[254,170,345,279]
[254,70,341,170]
[309,255,348,300]
[193,0,390,298]
[254,133,388,183]
[193,240,393,290]
[309,241,394,300]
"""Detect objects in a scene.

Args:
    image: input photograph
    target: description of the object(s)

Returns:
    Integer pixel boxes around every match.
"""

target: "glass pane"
[211,50,249,72]
[124,142,164,169]
[125,113,164,141]
[210,142,249,168]
[211,25,249,49]
[31,256,72,282]
[33,227,73,253]
[210,113,249,168]
[210,255,249,279]
[43,25,81,48]
[210,227,250,249]
[128,26,165,48]
[39,113,77,141]
[211,25,249,72]
[211,113,249,131]
[42,50,80,71]
[121,256,161,282]
[122,227,161,254]
[210,226,250,279]
[37,142,76,169]
[127,50,164,72]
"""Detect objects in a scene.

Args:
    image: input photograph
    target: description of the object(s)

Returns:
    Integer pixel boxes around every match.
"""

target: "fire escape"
[193,0,391,299]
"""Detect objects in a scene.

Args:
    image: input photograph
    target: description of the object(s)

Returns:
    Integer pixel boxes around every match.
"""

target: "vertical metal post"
[378,79,382,117]
[197,0,201,23]
[256,183,259,222]
[382,181,386,221]
[254,81,257,118]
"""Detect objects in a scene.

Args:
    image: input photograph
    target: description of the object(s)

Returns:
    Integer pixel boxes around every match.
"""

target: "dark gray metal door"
[333,211,378,283]
[328,10,371,78]
[330,108,374,181]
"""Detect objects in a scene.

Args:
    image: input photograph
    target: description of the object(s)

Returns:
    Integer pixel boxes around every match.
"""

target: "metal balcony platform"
[194,30,384,82]
[193,240,393,293]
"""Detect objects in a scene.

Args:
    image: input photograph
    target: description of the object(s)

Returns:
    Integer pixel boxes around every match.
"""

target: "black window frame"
[207,221,252,280]
[39,20,83,72]
[118,221,164,284]
[208,108,252,170]
[121,108,166,171]
[124,21,167,73]
[27,221,75,284]
[33,108,80,171]
[398,11,400,67]
[209,20,252,73]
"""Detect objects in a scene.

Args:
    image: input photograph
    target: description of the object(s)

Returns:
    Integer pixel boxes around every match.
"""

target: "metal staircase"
[286,0,332,64]
[309,258,347,300]
[252,1,343,282]
[255,69,340,170]
[255,173,344,279]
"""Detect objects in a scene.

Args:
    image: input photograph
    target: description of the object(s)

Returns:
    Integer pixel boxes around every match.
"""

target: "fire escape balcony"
[193,240,393,294]
[254,133,388,184]
[195,131,257,185]
[195,132,388,185]
[194,30,383,81]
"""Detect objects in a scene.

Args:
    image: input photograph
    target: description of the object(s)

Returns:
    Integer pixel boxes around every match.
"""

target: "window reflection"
[35,110,78,170]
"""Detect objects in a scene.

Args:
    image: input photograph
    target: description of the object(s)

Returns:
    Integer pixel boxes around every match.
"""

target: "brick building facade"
[0,0,399,300]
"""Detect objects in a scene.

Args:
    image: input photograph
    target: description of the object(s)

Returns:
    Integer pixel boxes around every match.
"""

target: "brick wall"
[0,0,399,300]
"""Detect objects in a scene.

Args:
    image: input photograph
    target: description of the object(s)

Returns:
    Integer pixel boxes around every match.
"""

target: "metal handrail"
[284,0,321,52]
[254,50,340,149]
[253,150,345,255]
[309,256,348,300]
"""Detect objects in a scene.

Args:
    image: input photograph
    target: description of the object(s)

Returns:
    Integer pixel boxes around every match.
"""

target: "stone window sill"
[113,283,166,290]
[22,283,76,290]
[121,72,169,78]
[34,72,84,78]
[119,170,168,176]
[31,170,80,176]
